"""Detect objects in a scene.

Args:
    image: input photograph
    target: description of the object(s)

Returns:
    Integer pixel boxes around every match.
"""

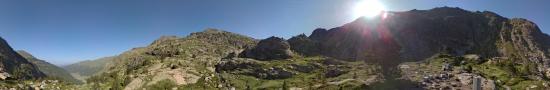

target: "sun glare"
[353,0,386,18]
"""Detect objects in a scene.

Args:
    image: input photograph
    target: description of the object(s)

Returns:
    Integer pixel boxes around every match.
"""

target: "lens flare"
[353,0,386,18]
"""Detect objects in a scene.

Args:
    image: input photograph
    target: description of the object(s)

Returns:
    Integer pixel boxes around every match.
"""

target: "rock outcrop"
[216,58,295,79]
[288,34,319,56]
[239,36,293,60]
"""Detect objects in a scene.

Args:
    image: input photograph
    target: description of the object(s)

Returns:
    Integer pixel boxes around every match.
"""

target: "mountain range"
[16,50,81,84]
[0,7,549,90]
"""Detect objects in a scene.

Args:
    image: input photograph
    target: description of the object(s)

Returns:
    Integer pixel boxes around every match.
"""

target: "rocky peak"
[309,28,328,41]
[150,36,179,46]
[146,28,256,58]
[187,28,256,47]
[188,28,228,39]
[299,7,550,78]
[288,34,319,56]
[239,36,293,60]
[255,36,290,52]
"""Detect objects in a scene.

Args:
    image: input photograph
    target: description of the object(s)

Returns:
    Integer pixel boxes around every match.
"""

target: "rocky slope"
[309,7,550,75]
[305,7,550,89]
[82,29,381,89]
[16,50,81,84]
[83,29,259,89]
[0,37,77,89]
[78,7,550,90]
[0,37,45,80]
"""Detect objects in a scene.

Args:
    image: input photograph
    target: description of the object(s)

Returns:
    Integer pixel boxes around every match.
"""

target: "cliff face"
[0,37,45,80]
[306,7,550,77]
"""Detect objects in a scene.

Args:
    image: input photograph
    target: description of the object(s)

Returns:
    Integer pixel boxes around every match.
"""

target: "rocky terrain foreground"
[0,7,550,90]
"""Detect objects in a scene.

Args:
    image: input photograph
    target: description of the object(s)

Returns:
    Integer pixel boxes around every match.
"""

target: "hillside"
[73,7,550,90]
[83,29,260,89]
[0,37,68,89]
[63,56,114,82]
[82,7,550,89]
[305,7,550,89]
[0,37,45,80]
[16,50,81,84]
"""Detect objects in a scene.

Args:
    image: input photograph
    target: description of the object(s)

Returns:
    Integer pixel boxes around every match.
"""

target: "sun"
[353,0,386,18]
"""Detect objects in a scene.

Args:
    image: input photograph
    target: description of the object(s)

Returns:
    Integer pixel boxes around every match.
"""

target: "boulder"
[0,72,11,80]
[322,58,344,65]
[215,58,262,73]
[290,64,316,73]
[216,58,294,79]
[325,67,348,78]
[252,67,294,80]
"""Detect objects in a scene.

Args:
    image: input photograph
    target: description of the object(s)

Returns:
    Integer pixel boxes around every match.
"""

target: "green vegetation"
[213,56,378,90]
[473,59,545,89]
[147,79,177,90]
[417,54,548,90]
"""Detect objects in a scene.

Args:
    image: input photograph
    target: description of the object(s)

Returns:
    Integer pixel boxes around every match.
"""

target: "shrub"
[146,79,177,90]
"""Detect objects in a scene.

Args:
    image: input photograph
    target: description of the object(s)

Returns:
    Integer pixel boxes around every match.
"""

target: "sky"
[0,0,548,66]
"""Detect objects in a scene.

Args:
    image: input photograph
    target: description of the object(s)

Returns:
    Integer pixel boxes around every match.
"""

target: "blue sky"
[0,0,548,66]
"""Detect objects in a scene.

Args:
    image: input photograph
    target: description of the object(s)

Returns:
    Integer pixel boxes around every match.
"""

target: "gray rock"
[239,36,293,60]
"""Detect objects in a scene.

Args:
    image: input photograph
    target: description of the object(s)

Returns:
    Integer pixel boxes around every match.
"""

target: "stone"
[0,72,11,80]
[290,64,316,73]
[325,67,348,78]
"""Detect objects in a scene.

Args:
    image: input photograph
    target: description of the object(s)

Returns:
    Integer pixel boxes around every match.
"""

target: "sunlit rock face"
[309,7,550,76]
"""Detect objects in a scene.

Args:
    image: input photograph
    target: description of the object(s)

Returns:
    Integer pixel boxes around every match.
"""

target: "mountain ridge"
[63,56,115,82]
[16,50,81,84]
[1,7,548,89]
[78,7,550,89]
[0,37,45,80]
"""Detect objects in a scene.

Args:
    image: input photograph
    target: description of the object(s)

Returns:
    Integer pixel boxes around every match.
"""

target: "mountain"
[305,7,550,89]
[0,37,45,80]
[80,7,550,90]
[310,7,550,68]
[83,29,259,89]
[16,50,81,84]
[0,38,76,89]
[63,56,114,82]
